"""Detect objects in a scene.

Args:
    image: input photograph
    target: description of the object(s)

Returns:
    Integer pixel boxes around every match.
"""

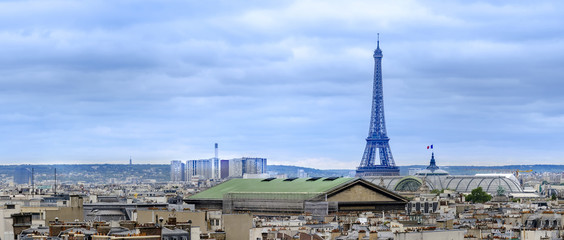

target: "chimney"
[330,229,340,240]
[215,143,218,159]
[358,230,366,240]
[70,195,83,208]
[369,231,378,240]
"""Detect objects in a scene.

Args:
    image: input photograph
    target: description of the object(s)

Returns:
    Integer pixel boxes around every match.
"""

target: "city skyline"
[1,1,564,168]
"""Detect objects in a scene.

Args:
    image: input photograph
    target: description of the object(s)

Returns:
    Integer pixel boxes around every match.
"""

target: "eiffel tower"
[356,35,400,177]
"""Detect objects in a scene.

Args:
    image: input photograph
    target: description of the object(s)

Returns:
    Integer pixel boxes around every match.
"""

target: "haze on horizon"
[1,0,563,169]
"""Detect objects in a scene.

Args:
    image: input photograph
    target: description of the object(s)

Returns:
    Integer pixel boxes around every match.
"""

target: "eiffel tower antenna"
[377,33,380,48]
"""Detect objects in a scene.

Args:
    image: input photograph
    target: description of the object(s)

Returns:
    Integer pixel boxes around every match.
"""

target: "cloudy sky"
[1,0,563,168]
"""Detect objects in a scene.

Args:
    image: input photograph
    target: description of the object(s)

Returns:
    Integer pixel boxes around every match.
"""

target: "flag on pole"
[427,145,434,149]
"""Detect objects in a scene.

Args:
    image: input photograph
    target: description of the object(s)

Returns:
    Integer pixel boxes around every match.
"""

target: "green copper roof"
[188,177,354,200]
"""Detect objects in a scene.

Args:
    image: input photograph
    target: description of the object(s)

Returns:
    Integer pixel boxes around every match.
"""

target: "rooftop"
[188,177,353,200]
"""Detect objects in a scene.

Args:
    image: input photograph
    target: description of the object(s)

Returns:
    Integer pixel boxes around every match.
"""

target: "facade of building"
[243,157,267,175]
[228,159,243,178]
[13,167,32,185]
[170,160,185,182]
[297,169,308,178]
[228,157,267,178]
[220,160,229,179]
[185,177,408,214]
[364,154,524,194]
[183,157,267,181]
[186,159,212,181]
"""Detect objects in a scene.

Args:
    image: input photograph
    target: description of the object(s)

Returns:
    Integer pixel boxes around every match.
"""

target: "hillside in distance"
[267,165,355,178]
[271,164,564,177]
[0,164,169,184]
[1,164,562,184]
[417,164,564,176]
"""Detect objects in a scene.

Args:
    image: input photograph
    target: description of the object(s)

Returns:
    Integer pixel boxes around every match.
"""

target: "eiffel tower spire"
[356,35,400,177]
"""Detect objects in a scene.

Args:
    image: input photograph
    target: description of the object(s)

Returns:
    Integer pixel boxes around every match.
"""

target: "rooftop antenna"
[54,168,57,195]
[31,168,34,197]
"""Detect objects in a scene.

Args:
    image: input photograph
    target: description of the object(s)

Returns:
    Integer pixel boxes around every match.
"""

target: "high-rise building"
[186,159,213,180]
[170,160,185,182]
[356,35,400,177]
[297,169,308,178]
[229,157,267,178]
[243,157,267,175]
[228,158,244,177]
[213,143,219,179]
[14,167,32,185]
[185,157,267,180]
[220,160,230,179]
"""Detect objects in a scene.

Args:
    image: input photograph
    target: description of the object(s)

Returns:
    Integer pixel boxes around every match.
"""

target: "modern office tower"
[297,169,308,178]
[356,35,400,177]
[170,160,185,182]
[186,159,213,180]
[220,160,230,179]
[245,157,267,174]
[14,167,32,185]
[229,157,267,178]
[228,158,243,177]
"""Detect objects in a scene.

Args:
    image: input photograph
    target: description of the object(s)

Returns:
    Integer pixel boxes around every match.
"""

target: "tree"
[430,189,441,195]
[465,187,492,203]
[430,189,450,195]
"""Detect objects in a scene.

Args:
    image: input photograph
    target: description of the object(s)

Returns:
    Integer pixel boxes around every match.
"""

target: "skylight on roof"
[262,177,276,182]
[283,177,298,181]
[323,177,340,181]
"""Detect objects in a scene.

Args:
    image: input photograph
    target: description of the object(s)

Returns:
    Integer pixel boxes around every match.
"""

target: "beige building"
[0,203,21,240]
[394,230,465,240]
[223,214,253,240]
[136,210,208,233]
[44,195,84,224]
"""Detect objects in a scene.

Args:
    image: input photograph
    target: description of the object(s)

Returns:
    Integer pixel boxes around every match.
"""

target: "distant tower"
[356,34,400,177]
[426,153,439,171]
[129,156,132,165]
[213,143,219,179]
[170,160,186,182]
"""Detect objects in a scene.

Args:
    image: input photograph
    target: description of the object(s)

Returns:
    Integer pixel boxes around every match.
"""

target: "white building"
[170,160,185,182]
[228,157,267,178]
[186,159,212,180]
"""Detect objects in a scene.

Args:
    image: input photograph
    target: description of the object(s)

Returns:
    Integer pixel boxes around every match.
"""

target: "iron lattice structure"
[356,37,400,177]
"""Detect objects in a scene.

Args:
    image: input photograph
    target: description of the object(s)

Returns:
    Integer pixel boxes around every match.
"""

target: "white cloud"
[0,0,563,168]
